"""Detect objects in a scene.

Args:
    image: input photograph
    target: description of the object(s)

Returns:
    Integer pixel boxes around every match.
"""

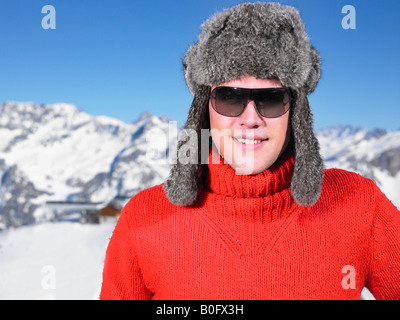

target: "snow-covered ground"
[0,221,115,299]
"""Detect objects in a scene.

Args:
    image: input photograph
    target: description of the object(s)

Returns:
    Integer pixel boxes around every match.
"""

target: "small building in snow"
[45,196,132,224]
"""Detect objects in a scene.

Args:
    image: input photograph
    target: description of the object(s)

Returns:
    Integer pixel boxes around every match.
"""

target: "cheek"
[209,104,223,131]
[209,105,233,136]
[209,105,235,154]
[270,111,290,138]
[269,112,291,154]
[282,112,291,142]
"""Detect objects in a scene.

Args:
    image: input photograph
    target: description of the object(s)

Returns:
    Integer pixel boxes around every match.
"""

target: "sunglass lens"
[254,89,290,118]
[212,87,247,117]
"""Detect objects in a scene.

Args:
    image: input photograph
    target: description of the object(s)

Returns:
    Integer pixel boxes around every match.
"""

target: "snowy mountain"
[0,102,177,228]
[0,102,399,229]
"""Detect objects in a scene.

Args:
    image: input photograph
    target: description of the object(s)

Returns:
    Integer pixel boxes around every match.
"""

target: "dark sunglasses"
[210,86,292,118]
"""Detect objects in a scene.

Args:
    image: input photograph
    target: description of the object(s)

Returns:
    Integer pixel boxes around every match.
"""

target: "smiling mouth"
[234,137,268,145]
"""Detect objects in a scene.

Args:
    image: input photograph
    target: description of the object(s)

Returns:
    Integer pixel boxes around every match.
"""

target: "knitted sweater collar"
[204,147,294,198]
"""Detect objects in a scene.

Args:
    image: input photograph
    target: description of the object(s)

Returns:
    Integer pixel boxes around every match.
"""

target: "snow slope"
[0,222,115,299]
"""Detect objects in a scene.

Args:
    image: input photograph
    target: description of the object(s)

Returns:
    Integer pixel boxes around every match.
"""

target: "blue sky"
[0,0,399,131]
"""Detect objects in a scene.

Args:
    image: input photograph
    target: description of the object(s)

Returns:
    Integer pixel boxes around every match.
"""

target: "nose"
[237,101,265,128]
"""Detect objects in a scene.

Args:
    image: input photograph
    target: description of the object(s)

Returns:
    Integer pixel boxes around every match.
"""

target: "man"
[100,2,400,300]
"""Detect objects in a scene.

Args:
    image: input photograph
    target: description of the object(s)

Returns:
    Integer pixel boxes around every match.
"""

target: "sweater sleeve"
[100,208,153,300]
[366,183,400,300]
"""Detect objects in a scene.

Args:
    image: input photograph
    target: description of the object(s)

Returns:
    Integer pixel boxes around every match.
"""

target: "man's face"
[209,75,291,175]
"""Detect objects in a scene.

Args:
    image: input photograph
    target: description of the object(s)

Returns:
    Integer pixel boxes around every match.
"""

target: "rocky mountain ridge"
[0,102,399,228]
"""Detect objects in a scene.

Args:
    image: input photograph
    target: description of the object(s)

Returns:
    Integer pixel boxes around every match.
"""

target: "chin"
[231,157,273,175]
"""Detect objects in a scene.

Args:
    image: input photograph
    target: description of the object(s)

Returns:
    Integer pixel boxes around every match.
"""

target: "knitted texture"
[100,150,400,300]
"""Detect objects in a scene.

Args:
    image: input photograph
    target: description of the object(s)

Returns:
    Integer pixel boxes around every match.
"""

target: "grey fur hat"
[164,2,324,207]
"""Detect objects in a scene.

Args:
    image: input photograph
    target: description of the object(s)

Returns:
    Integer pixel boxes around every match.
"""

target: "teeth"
[235,138,262,144]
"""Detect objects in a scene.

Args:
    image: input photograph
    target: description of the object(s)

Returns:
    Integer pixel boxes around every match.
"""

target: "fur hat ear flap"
[303,46,321,95]
[163,85,210,206]
[290,89,324,206]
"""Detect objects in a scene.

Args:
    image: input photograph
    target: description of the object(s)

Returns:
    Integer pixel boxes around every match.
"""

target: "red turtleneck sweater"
[100,151,400,300]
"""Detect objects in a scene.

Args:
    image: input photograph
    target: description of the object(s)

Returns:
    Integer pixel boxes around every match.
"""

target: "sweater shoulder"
[313,168,380,224]
[121,183,178,227]
[126,183,167,206]
[321,168,378,204]
[322,167,376,192]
